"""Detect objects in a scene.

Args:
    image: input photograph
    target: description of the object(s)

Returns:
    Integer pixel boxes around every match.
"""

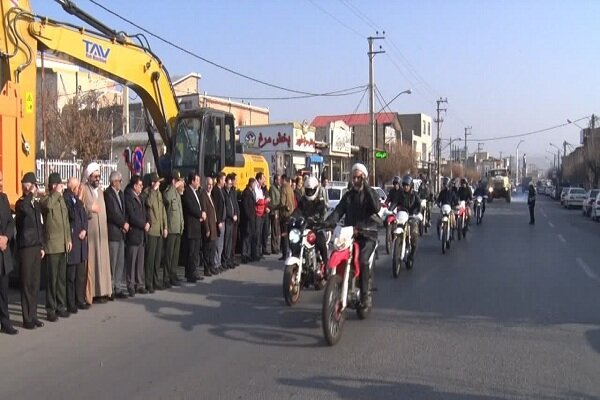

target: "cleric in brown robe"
[81,163,112,304]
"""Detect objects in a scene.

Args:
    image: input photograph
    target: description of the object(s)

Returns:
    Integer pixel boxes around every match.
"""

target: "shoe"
[234,261,240,267]
[186,277,197,284]
[128,288,136,297]
[241,257,251,263]
[108,294,115,301]
[68,307,78,314]
[263,252,272,256]
[77,302,91,310]
[170,280,181,287]
[137,288,148,295]
[23,321,36,330]
[278,256,286,261]
[210,267,219,275]
[94,297,108,304]
[1,324,18,335]
[47,314,59,322]
[163,282,172,289]
[148,288,155,294]
[34,320,44,328]
[115,291,128,299]
[58,310,70,318]
[203,268,212,277]
[155,284,164,291]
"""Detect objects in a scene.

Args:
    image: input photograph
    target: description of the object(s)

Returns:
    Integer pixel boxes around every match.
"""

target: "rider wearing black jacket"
[457,178,473,223]
[326,163,380,307]
[393,175,421,264]
[385,176,402,211]
[473,181,487,216]
[291,176,328,265]
[436,177,458,235]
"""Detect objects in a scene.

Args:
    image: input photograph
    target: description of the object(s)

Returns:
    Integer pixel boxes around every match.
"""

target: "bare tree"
[376,142,417,184]
[585,135,600,187]
[43,90,112,165]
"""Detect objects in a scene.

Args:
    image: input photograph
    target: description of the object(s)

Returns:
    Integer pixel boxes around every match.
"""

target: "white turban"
[351,163,368,179]
[85,162,100,178]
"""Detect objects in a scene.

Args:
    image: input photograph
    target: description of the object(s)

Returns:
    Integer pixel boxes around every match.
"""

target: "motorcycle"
[282,217,330,306]
[322,226,378,346]
[455,201,468,240]
[383,209,396,255]
[418,199,430,236]
[439,204,452,254]
[474,196,485,225]
[392,210,423,277]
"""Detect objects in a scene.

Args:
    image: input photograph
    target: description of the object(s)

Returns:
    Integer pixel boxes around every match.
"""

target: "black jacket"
[124,187,146,246]
[291,197,327,228]
[15,192,43,250]
[528,186,536,205]
[64,189,88,265]
[105,187,127,241]
[241,187,256,222]
[457,186,473,202]
[437,188,458,207]
[473,187,487,197]
[395,191,421,215]
[326,185,381,239]
[418,183,432,202]
[386,187,403,211]
[212,185,226,224]
[224,187,238,221]
[181,185,203,239]
[0,193,16,275]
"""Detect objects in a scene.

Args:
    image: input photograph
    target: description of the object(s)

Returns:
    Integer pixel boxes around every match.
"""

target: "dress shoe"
[115,291,128,299]
[68,307,78,314]
[34,320,44,328]
[186,277,197,284]
[128,288,136,297]
[47,314,58,322]
[77,302,91,310]
[148,288,155,294]
[94,297,108,304]
[170,280,181,287]
[58,310,70,318]
[108,294,115,301]
[263,252,272,256]
[241,257,250,263]
[1,324,18,335]
[155,284,164,291]
[23,321,36,330]
[163,282,172,289]
[203,268,212,277]
[210,267,219,275]
[278,256,286,261]
[137,288,148,294]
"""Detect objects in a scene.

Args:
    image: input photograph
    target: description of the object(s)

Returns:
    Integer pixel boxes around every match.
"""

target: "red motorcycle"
[455,200,468,240]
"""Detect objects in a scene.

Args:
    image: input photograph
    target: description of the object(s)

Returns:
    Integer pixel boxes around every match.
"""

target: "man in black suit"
[0,172,17,335]
[241,178,257,263]
[181,172,206,283]
[212,172,226,271]
[222,174,239,269]
[124,175,148,296]
[104,171,129,299]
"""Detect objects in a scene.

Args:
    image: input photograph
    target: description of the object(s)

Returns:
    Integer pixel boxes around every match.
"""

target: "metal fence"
[35,159,117,188]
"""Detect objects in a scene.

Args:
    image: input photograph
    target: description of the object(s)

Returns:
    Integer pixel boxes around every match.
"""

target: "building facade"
[396,113,433,168]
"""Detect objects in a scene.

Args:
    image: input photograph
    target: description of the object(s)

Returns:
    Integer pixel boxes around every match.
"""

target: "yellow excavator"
[0,0,268,206]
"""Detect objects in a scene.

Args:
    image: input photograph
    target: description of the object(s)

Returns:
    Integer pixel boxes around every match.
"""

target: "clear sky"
[30,0,600,168]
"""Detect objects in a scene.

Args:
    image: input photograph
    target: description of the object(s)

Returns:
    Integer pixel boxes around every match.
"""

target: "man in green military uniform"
[40,172,72,321]
[162,170,185,288]
[144,172,168,293]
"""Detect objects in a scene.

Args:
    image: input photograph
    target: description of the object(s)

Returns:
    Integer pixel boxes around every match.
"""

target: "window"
[203,116,222,178]
[422,143,427,159]
[173,117,201,170]
[422,120,426,134]
[427,122,431,136]
[413,140,417,149]
[224,115,235,167]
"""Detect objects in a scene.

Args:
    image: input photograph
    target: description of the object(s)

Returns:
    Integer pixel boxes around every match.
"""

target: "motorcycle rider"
[473,180,487,218]
[436,177,458,236]
[390,175,421,267]
[326,163,380,308]
[290,176,328,265]
[457,178,473,225]
[385,176,402,211]
[417,175,432,227]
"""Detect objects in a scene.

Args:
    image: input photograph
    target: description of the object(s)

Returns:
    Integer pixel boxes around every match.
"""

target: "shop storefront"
[321,121,353,182]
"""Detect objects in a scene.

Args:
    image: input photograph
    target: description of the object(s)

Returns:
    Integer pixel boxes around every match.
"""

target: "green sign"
[375,151,388,159]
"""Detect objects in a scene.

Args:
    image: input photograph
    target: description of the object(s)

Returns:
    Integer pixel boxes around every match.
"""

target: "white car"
[591,192,600,222]
[326,184,387,222]
[563,187,587,209]
[582,189,600,217]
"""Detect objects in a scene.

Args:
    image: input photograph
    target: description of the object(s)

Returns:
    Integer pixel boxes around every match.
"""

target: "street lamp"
[567,118,585,130]
[372,88,412,185]
[546,150,557,169]
[515,140,525,186]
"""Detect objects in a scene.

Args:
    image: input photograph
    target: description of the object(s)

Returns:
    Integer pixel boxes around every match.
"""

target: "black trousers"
[223,220,234,266]
[242,218,257,260]
[164,234,181,282]
[19,246,41,324]
[0,273,11,327]
[145,235,163,290]
[202,238,216,270]
[261,213,271,254]
[280,216,290,257]
[355,236,376,299]
[270,211,281,254]
[316,231,328,265]
[408,220,419,259]
[255,215,265,258]
[46,253,67,316]
[529,202,535,223]
[67,262,86,310]
[185,238,202,279]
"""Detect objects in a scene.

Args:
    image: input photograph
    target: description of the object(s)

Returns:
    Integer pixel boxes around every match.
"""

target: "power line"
[206,86,367,101]
[344,87,369,126]
[86,0,364,97]
[338,0,379,31]
[307,0,365,39]
[468,116,591,142]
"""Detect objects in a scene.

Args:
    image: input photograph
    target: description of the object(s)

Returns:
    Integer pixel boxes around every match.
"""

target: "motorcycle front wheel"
[392,238,402,278]
[385,225,393,255]
[322,274,345,346]
[442,225,449,254]
[283,264,301,306]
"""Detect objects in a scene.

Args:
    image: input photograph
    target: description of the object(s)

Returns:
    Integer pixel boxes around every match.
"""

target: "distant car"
[582,189,600,217]
[563,187,587,209]
[591,192,600,222]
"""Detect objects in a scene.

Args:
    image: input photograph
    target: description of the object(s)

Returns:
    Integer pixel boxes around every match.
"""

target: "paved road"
[0,194,599,399]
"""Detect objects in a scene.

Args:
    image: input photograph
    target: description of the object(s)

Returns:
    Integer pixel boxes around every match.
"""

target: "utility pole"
[434,97,448,193]
[368,33,385,186]
[464,126,472,166]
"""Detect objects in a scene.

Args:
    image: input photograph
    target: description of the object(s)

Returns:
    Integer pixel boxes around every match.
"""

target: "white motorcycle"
[474,195,486,225]
[392,210,423,278]
[418,199,430,236]
[439,204,453,254]
[322,225,378,346]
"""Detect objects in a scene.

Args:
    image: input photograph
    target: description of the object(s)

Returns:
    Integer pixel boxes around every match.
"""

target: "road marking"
[576,258,599,281]
[557,234,566,243]
[548,222,554,228]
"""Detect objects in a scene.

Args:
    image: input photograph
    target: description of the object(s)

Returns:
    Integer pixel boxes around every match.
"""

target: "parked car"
[582,189,600,217]
[326,183,387,221]
[563,187,587,209]
[591,192,600,222]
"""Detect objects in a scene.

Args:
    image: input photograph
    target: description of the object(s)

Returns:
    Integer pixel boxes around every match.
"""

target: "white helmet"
[303,176,319,201]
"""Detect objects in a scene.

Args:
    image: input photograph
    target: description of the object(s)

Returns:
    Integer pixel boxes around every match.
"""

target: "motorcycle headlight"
[289,229,301,244]
[488,187,493,193]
